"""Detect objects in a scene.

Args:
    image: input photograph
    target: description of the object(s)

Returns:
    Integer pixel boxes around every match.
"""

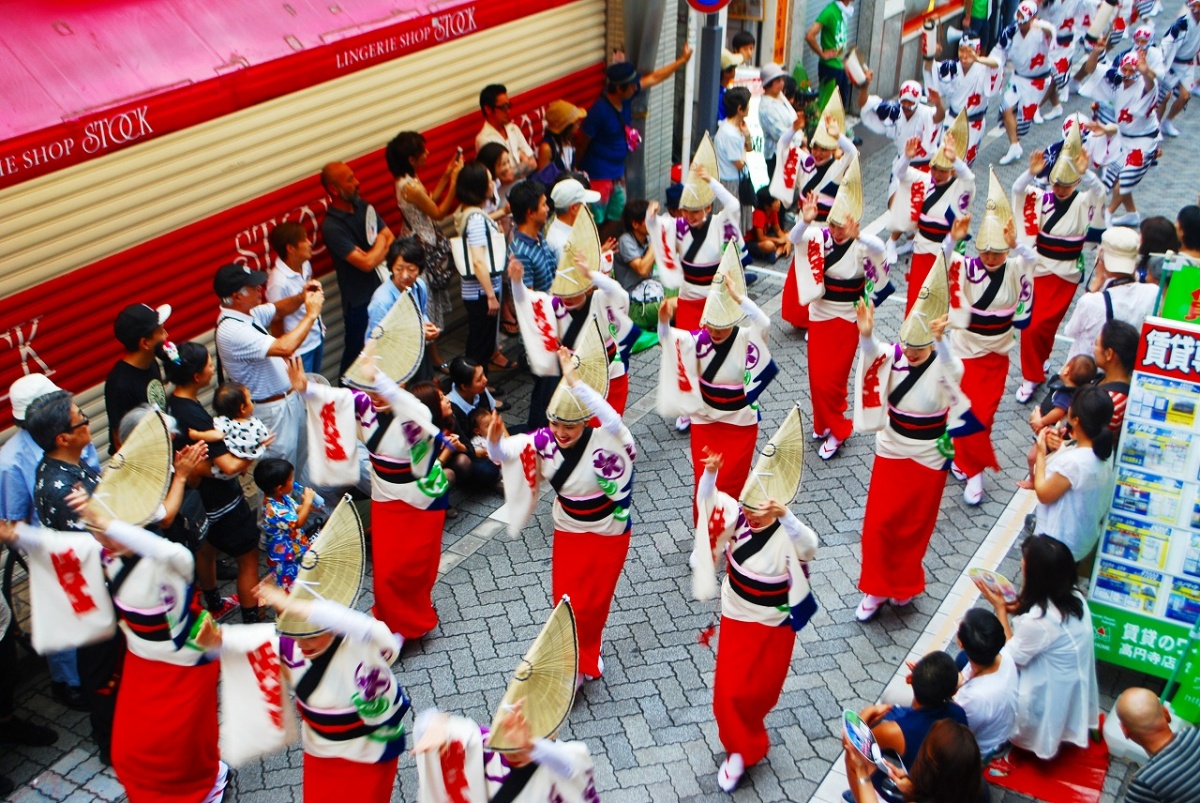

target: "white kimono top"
[1012,170,1104,281]
[791,222,889,322]
[769,127,859,220]
[889,153,975,245]
[947,242,1036,359]
[647,178,744,301]
[860,97,941,170]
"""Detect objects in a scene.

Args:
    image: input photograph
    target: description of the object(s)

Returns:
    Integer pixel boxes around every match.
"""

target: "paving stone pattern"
[3,86,1198,802]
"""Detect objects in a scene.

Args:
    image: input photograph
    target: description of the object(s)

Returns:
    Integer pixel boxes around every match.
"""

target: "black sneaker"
[0,717,58,747]
[50,682,89,712]
[0,775,13,796]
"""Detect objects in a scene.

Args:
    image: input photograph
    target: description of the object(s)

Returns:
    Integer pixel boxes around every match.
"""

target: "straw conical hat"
[486,598,578,752]
[680,133,719,211]
[899,254,950,347]
[930,109,969,171]
[700,244,748,329]
[810,87,846,150]
[827,154,863,227]
[551,207,601,297]
[975,167,1012,253]
[275,495,366,638]
[343,291,425,389]
[89,408,172,526]
[740,405,806,511]
[546,318,610,423]
[1049,119,1084,186]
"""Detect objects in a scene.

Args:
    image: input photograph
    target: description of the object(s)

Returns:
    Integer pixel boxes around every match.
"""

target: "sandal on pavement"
[489,356,517,371]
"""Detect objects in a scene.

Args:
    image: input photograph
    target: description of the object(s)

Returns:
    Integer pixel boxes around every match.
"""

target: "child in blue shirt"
[253,458,321,590]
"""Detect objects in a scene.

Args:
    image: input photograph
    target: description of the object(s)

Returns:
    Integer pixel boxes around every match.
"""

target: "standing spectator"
[1137,215,1180,282]
[806,0,857,110]
[508,179,557,293]
[547,178,601,261]
[962,0,994,51]
[1094,319,1137,433]
[318,161,395,373]
[367,238,442,384]
[954,609,1019,759]
[474,84,537,180]
[537,101,586,181]
[105,303,170,455]
[715,86,754,234]
[1063,227,1158,359]
[731,30,756,65]
[476,141,518,215]
[1116,687,1200,803]
[717,50,744,121]
[975,534,1099,760]
[0,374,97,712]
[385,130,462,374]
[213,262,324,483]
[266,222,325,373]
[757,64,798,177]
[454,162,506,369]
[577,48,693,229]
[1176,204,1200,263]
[0,585,59,795]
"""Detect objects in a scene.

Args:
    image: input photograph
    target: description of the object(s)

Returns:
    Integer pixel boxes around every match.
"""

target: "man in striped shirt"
[1117,687,1200,803]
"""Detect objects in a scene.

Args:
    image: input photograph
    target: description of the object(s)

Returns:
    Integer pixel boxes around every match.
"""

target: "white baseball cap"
[1101,227,1141,275]
[551,178,601,209]
[10,374,62,422]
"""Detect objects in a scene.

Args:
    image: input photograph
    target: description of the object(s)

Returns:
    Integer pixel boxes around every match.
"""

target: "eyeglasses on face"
[66,414,90,433]
[492,102,512,111]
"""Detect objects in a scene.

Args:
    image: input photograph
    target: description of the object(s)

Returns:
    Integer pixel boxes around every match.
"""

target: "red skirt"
[713,615,795,766]
[1020,274,1078,383]
[859,455,948,599]
[807,316,858,442]
[112,652,220,802]
[552,529,630,678]
[304,754,398,803]
[690,420,757,525]
[781,265,810,328]
[590,372,629,428]
[953,351,1011,476]
[371,500,445,640]
[906,251,938,315]
[676,296,705,331]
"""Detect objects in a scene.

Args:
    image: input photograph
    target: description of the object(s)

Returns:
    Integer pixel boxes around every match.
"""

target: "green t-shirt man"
[814,1,849,69]
[964,0,989,27]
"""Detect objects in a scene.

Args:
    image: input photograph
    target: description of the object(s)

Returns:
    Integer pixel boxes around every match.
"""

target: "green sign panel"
[1091,602,1200,722]
[1160,263,1200,324]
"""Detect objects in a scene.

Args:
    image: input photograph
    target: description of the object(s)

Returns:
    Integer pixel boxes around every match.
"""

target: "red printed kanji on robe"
[706,506,726,553]
[782,147,800,190]
[531,297,560,353]
[321,401,348,461]
[51,549,98,614]
[246,641,285,728]
[1023,191,1039,237]
[675,339,694,392]
[910,180,927,224]
[807,237,825,285]
[861,353,890,409]
[438,740,471,803]
[520,443,539,493]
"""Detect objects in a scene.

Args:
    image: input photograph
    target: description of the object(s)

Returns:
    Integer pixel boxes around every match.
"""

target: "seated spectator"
[1116,687,1200,803]
[746,187,793,263]
[1175,204,1200,265]
[1031,386,1115,562]
[974,534,1099,760]
[1064,227,1158,360]
[614,199,655,292]
[446,357,500,436]
[408,381,498,494]
[1093,319,1137,434]
[844,720,985,803]
[859,651,968,770]
[1018,354,1097,489]
[954,609,1018,759]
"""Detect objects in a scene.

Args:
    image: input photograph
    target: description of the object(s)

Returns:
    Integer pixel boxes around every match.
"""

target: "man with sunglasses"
[474,83,537,179]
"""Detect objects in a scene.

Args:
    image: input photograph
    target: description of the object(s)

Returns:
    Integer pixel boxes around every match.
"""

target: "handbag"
[737,169,756,207]
[450,211,506,279]
[423,232,455,290]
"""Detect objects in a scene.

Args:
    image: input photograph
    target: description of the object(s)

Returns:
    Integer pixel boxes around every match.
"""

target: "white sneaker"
[964,474,985,506]
[895,238,914,256]
[805,330,809,342]
[1034,108,1045,124]
[675,415,691,432]
[999,142,1024,165]
[812,428,831,442]
[1043,104,1064,121]
[583,655,604,682]
[1104,208,1113,229]
[886,237,898,266]
[1015,380,1038,404]
[951,462,967,482]
[1060,83,1071,102]
[1112,211,1142,227]
[818,434,844,460]
[1163,118,1181,137]
[717,753,745,793]
[856,594,887,622]
[890,596,914,607]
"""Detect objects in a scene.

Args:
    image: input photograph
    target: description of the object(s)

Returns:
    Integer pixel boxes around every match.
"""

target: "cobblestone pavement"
[3,80,1198,802]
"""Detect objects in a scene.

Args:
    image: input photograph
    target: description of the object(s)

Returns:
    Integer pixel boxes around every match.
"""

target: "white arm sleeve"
[837,134,859,162]
[859,233,887,263]
[105,520,194,577]
[1012,169,1034,198]
[531,739,584,780]
[953,158,974,182]
[697,468,719,507]
[893,153,911,182]
[778,509,819,560]
[590,270,628,304]
[710,178,738,212]
[308,599,402,654]
[12,522,49,552]
[487,436,518,464]
[859,335,883,360]
[571,382,622,436]
[740,298,771,333]
[788,219,810,246]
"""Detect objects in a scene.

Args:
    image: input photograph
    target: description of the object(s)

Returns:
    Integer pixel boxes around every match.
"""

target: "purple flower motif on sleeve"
[746,341,760,370]
[592,449,625,479]
[355,663,391,702]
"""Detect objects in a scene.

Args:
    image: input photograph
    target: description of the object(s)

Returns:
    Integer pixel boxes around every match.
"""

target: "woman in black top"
[161,342,263,623]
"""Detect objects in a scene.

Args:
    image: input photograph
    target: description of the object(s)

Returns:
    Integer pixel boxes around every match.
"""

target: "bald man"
[318,161,395,373]
[1117,687,1200,803]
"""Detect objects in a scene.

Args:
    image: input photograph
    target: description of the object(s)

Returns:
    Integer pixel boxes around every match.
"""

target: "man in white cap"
[757,63,797,177]
[995,0,1059,165]
[104,302,170,455]
[1063,227,1158,358]
[860,80,941,179]
[1158,0,1200,137]
[0,374,99,714]
[924,35,1003,166]
[547,178,601,262]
